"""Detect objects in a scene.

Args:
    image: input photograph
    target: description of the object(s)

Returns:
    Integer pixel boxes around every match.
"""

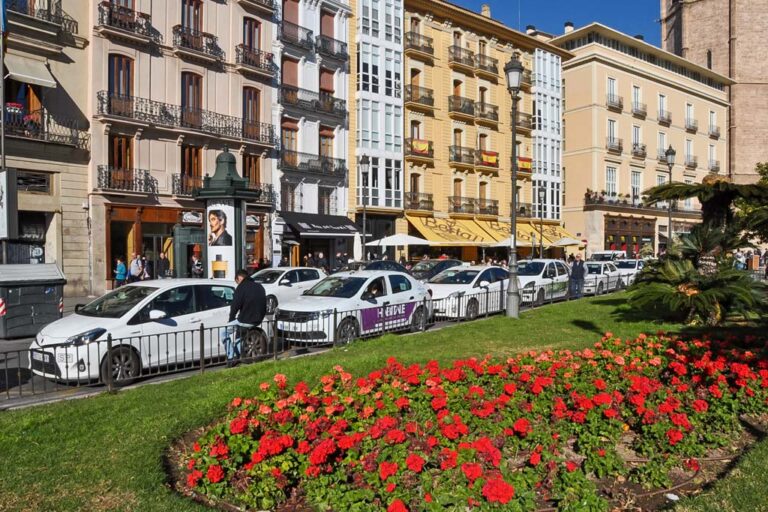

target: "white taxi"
[614,259,645,285]
[517,259,571,305]
[428,266,509,320]
[251,267,327,313]
[583,261,623,295]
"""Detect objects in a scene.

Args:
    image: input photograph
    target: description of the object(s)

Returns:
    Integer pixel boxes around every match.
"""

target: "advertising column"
[206,200,239,279]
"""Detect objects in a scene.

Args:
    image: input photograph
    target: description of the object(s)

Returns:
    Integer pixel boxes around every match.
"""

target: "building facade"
[397,1,573,262]
[661,0,768,184]
[275,0,353,267]
[90,0,280,294]
[3,0,91,295]
[550,23,732,257]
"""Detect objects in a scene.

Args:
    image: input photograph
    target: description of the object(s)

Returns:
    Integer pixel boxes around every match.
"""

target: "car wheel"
[535,289,545,306]
[465,299,479,321]
[266,295,278,314]
[336,318,359,344]
[242,328,268,360]
[410,306,427,332]
[597,282,604,295]
[100,346,140,387]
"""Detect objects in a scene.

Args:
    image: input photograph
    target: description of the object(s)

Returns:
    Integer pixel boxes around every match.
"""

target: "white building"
[532,48,563,222]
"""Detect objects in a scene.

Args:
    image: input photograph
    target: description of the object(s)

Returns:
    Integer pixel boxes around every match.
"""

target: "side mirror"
[74,304,86,313]
[479,280,490,288]
[361,292,375,301]
[279,279,291,286]
[149,309,167,321]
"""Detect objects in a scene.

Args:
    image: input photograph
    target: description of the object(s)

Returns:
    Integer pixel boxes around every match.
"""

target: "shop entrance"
[141,224,174,278]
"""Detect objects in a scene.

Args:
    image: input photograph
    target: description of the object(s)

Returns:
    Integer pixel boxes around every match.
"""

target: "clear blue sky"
[452,0,662,47]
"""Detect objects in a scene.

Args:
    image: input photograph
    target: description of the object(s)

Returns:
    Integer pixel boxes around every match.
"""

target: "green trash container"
[0,264,66,339]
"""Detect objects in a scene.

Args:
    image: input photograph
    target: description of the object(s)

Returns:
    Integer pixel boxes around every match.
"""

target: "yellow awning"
[475,220,539,247]
[536,224,582,246]
[406,215,496,246]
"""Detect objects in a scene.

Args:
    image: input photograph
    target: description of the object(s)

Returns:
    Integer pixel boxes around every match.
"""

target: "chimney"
[480,4,491,18]
[526,24,536,35]
[564,21,574,33]
[634,34,645,41]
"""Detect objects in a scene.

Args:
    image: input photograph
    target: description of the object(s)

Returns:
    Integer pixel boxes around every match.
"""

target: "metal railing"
[405,138,434,159]
[477,199,499,215]
[685,156,698,168]
[404,192,434,210]
[657,149,668,163]
[514,111,533,130]
[475,54,499,74]
[448,95,475,117]
[606,94,623,110]
[521,69,532,86]
[448,196,478,214]
[516,202,534,217]
[584,193,700,215]
[404,31,434,55]
[632,102,647,117]
[631,143,647,158]
[171,174,203,196]
[475,150,500,169]
[172,25,224,59]
[96,91,278,145]
[709,125,720,138]
[280,20,314,50]
[709,160,720,172]
[606,137,623,153]
[685,118,698,132]
[238,0,276,10]
[448,45,475,67]
[475,102,499,122]
[7,0,78,34]
[97,165,156,193]
[280,150,347,178]
[97,1,157,41]
[280,85,346,119]
[317,34,348,59]
[235,45,276,74]
[658,109,672,125]
[449,145,475,165]
[404,85,434,107]
[4,106,90,149]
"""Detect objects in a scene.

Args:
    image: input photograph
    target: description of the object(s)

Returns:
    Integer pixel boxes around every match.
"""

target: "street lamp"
[504,55,524,319]
[664,145,676,251]
[538,186,546,258]
[359,155,370,261]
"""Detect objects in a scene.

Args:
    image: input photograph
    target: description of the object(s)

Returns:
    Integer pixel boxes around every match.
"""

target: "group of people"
[113,252,172,287]
[732,248,767,271]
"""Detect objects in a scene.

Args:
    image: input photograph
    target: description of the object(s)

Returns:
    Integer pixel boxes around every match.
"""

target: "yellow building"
[549,23,733,256]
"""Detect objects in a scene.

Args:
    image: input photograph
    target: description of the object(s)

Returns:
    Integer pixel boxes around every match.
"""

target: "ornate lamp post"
[664,145,676,250]
[504,55,523,319]
[359,155,370,261]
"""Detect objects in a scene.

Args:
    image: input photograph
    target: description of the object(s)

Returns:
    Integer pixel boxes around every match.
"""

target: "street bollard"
[106,334,114,393]
[199,324,205,375]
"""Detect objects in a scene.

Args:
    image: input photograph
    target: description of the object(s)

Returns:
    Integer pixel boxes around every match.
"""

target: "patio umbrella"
[553,237,585,247]
[366,233,431,247]
[353,233,363,261]
[490,236,534,248]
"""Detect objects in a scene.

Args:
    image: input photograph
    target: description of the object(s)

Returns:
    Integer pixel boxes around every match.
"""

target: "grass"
[0,294,763,512]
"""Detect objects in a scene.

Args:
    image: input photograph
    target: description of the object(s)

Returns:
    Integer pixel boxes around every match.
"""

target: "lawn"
[0,294,764,512]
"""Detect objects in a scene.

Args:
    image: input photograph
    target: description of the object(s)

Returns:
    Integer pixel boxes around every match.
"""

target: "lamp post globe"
[505,55,524,319]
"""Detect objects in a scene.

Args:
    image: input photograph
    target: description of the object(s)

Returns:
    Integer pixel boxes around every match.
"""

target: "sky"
[452,0,663,47]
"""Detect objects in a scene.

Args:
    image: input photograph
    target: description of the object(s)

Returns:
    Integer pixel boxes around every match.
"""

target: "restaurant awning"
[406,215,496,246]
[5,54,57,88]
[475,220,539,247]
[280,211,361,238]
[534,224,581,247]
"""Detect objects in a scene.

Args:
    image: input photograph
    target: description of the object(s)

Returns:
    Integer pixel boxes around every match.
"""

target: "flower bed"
[179,334,768,511]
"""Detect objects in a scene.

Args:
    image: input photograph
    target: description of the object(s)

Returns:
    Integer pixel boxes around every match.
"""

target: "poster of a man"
[208,209,233,246]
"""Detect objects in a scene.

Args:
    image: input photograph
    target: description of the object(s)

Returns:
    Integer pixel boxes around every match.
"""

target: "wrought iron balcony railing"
[280,85,346,119]
[475,150,500,169]
[448,45,475,68]
[172,25,224,59]
[404,192,434,211]
[658,109,672,125]
[448,95,475,117]
[235,45,276,74]
[172,174,203,196]
[709,160,720,172]
[606,94,623,110]
[96,91,278,145]
[404,85,434,107]
[316,34,348,59]
[657,149,668,163]
[280,20,314,50]
[631,143,647,158]
[516,202,534,217]
[477,199,499,216]
[97,1,158,41]
[97,165,156,193]
[514,111,533,130]
[475,102,499,123]
[685,118,698,132]
[448,196,478,214]
[709,125,720,138]
[404,31,434,56]
[584,193,701,216]
[4,106,89,149]
[521,69,532,86]
[685,156,698,168]
[7,0,78,34]
[606,137,623,153]
[280,150,347,178]
[236,0,276,12]
[405,138,434,159]
[631,102,647,117]
[475,54,499,75]
[449,145,475,166]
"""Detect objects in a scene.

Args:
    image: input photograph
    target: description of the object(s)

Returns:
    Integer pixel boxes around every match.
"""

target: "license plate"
[32,351,49,363]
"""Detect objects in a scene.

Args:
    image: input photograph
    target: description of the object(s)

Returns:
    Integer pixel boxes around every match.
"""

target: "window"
[631,170,641,202]
[243,17,260,50]
[409,173,419,194]
[319,187,334,214]
[320,10,334,37]
[478,133,488,150]
[632,85,641,105]
[684,179,693,210]
[605,166,617,197]
[320,127,334,157]
[453,178,462,198]
[388,274,412,294]
[453,31,461,46]
[243,87,260,137]
[685,139,693,159]
[109,134,132,170]
[709,110,717,129]
[686,103,694,122]
[607,77,616,96]
[282,182,296,212]
[243,154,260,185]
[384,50,401,98]
[181,0,202,31]
[658,93,666,112]
[364,277,387,297]
[108,54,133,97]
[195,285,234,312]
[181,144,202,178]
[299,269,320,281]
[284,270,301,283]
[132,286,196,324]
[706,49,712,70]
[658,132,667,155]
[410,17,420,34]
[181,72,202,128]
[479,40,487,56]
[708,144,716,162]
[479,181,488,200]
[607,119,616,140]
[632,125,641,146]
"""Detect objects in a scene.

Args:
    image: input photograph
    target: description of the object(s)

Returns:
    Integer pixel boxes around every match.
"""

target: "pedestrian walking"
[220,269,267,368]
[191,253,204,278]
[316,252,328,272]
[128,253,143,283]
[113,257,127,287]
[569,253,586,299]
[141,256,153,280]
[157,251,171,279]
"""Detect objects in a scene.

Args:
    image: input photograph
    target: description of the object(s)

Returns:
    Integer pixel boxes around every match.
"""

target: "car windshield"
[252,270,284,284]
[429,269,480,285]
[411,261,439,278]
[591,254,615,261]
[517,261,545,276]
[305,277,368,298]
[78,286,158,318]
[586,264,603,275]
[616,261,639,269]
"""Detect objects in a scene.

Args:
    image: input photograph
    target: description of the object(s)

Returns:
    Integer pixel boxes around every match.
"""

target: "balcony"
[631,143,647,159]
[709,160,721,173]
[235,45,276,78]
[448,45,475,71]
[7,0,78,35]
[477,199,499,216]
[658,109,672,125]
[405,138,434,161]
[657,150,668,163]
[475,150,500,170]
[4,106,89,149]
[404,85,434,110]
[449,146,475,168]
[171,174,203,196]
[606,137,623,153]
[685,156,698,169]
[584,192,701,217]
[516,202,534,218]
[512,157,533,178]
[448,95,475,120]
[606,94,623,111]
[281,85,346,120]
[96,1,158,44]
[685,118,698,132]
[404,31,434,60]
[475,54,499,77]
[317,34,348,60]
[475,102,499,125]
[97,165,156,194]
[514,111,533,131]
[521,69,532,88]
[96,91,278,146]
[235,0,276,15]
[281,20,314,51]
[632,102,647,118]
[448,197,478,215]
[172,25,224,63]
[280,151,347,178]
[404,192,434,211]
[709,125,721,138]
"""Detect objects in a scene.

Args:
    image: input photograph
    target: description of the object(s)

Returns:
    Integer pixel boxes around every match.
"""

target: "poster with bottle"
[206,200,236,279]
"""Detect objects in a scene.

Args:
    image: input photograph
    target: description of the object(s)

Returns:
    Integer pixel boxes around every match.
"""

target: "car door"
[193,284,235,360]
[277,269,302,303]
[607,263,620,289]
[554,262,570,299]
[472,269,495,313]
[543,263,558,300]
[359,276,389,335]
[488,268,509,312]
[386,273,419,330]
[297,268,323,294]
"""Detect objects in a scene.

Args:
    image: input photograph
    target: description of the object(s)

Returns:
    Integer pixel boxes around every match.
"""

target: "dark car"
[336,260,410,274]
[410,259,464,282]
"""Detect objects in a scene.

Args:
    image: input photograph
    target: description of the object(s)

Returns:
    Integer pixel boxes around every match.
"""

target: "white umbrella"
[353,233,363,261]
[553,237,584,247]
[366,233,431,247]
[490,236,535,248]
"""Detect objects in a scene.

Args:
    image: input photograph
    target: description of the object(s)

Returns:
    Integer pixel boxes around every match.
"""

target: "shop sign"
[182,211,203,224]
[246,215,261,228]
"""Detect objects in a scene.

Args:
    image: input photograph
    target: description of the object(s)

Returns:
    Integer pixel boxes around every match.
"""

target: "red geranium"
[387,499,408,512]
[481,478,515,504]
[206,464,225,483]
[513,417,531,436]
[461,462,483,482]
[666,428,684,446]
[406,453,425,473]
[379,461,399,481]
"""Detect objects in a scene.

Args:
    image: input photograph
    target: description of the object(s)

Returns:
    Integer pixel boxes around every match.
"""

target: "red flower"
[206,464,225,483]
[461,462,483,482]
[387,499,408,512]
[529,452,541,466]
[186,469,203,487]
[692,399,709,413]
[425,493,433,503]
[431,396,447,410]
[395,397,410,409]
[440,448,458,470]
[481,478,515,504]
[603,408,618,419]
[386,429,407,444]
[386,482,396,493]
[406,453,425,473]
[565,461,579,472]
[593,378,607,390]
[513,417,531,436]
[229,417,248,435]
[685,458,700,472]
[666,428,684,446]
[379,461,399,481]
[308,438,336,465]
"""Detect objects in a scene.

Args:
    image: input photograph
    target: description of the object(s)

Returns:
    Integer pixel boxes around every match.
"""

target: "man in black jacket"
[221,269,267,367]
[569,253,586,299]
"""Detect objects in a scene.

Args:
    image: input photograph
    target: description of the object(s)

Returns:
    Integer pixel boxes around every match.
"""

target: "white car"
[517,259,571,305]
[28,279,269,384]
[429,266,509,320]
[614,259,645,285]
[583,261,623,295]
[251,267,327,313]
[589,250,626,261]
[275,270,431,344]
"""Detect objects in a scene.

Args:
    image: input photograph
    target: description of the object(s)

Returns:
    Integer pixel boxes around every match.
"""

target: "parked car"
[428,266,509,320]
[28,279,266,385]
[274,270,431,345]
[518,259,571,305]
[589,250,626,262]
[614,259,645,285]
[335,260,410,274]
[410,259,464,282]
[251,267,327,314]
[583,261,623,295]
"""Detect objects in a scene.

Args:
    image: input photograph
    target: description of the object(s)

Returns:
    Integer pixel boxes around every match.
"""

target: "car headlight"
[66,328,107,346]
[523,282,535,290]
[320,309,334,318]
[447,291,463,299]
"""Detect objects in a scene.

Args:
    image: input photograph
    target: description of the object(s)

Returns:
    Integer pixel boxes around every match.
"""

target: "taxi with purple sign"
[274,270,431,345]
